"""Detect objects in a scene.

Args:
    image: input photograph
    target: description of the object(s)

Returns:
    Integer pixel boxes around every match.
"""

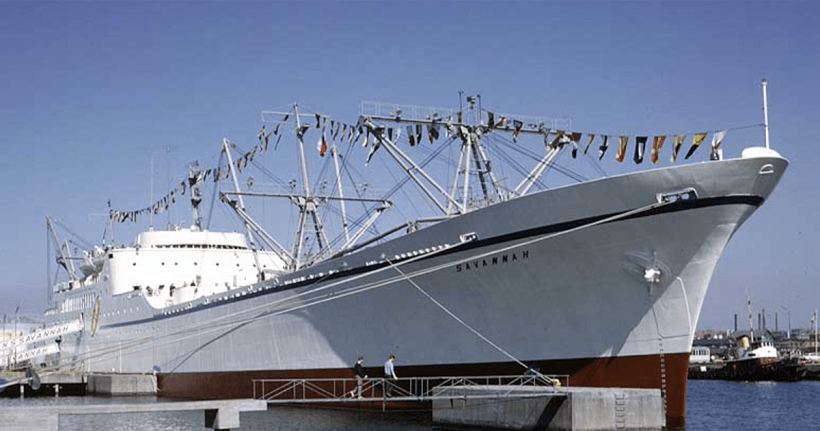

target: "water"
[3,380,820,430]
[685,380,820,430]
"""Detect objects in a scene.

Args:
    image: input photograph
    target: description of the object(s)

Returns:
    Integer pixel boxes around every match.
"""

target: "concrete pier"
[86,373,157,395]
[40,372,84,386]
[0,399,266,431]
[432,386,664,431]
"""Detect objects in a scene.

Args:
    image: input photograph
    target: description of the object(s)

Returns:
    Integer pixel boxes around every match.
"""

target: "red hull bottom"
[158,352,689,428]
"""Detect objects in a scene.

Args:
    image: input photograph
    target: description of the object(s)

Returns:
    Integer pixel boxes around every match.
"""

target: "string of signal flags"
[553,128,728,165]
[108,108,762,224]
[491,113,762,165]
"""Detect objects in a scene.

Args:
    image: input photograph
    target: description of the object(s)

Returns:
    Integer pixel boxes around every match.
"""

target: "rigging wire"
[321,139,453,254]
[490,134,588,184]
[582,151,609,178]
[50,219,95,251]
[485,136,545,189]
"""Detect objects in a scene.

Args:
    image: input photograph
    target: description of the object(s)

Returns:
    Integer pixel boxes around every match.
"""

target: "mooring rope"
[385,257,555,385]
[378,197,674,386]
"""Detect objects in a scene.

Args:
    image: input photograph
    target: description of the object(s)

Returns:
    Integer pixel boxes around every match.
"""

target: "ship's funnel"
[735,335,751,358]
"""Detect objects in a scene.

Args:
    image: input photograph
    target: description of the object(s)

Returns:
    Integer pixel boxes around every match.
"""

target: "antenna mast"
[762,79,771,149]
[747,292,755,343]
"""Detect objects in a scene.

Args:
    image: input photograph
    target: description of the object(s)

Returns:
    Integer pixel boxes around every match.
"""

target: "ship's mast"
[188,162,203,231]
[330,145,351,243]
[459,96,495,209]
[290,105,333,270]
[241,105,395,269]
[291,107,309,270]
[221,139,263,281]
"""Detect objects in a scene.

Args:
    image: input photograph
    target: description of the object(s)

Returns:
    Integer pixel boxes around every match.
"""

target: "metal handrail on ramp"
[252,374,568,404]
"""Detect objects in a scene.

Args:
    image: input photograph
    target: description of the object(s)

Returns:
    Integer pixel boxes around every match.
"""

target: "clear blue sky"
[0,1,817,331]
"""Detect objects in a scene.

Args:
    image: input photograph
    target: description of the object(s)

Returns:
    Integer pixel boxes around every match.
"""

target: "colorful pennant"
[616,136,629,163]
[651,135,666,165]
[685,132,708,160]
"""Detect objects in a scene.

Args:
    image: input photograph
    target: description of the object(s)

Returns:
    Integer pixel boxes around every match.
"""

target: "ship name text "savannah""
[455,250,530,273]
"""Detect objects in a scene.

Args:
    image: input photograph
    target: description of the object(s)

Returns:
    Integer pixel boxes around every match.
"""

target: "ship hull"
[51,154,787,427]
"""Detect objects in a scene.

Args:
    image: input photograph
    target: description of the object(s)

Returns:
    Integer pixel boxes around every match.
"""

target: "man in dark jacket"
[351,357,367,398]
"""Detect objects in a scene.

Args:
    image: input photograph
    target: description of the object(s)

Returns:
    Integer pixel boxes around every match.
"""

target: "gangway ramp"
[253,374,567,406]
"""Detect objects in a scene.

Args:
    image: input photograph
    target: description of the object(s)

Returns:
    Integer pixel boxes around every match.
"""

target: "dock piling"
[205,405,241,430]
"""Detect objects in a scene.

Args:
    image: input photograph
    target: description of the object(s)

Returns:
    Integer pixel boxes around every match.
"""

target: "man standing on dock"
[351,357,367,398]
[384,354,398,396]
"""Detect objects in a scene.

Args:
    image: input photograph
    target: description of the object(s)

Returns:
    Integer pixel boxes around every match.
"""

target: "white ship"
[26,90,786,427]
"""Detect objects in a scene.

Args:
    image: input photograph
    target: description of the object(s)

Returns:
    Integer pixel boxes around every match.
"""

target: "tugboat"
[721,295,805,381]
[722,336,778,380]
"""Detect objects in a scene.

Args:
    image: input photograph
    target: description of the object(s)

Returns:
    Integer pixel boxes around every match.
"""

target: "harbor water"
[685,379,820,430]
[2,380,819,430]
